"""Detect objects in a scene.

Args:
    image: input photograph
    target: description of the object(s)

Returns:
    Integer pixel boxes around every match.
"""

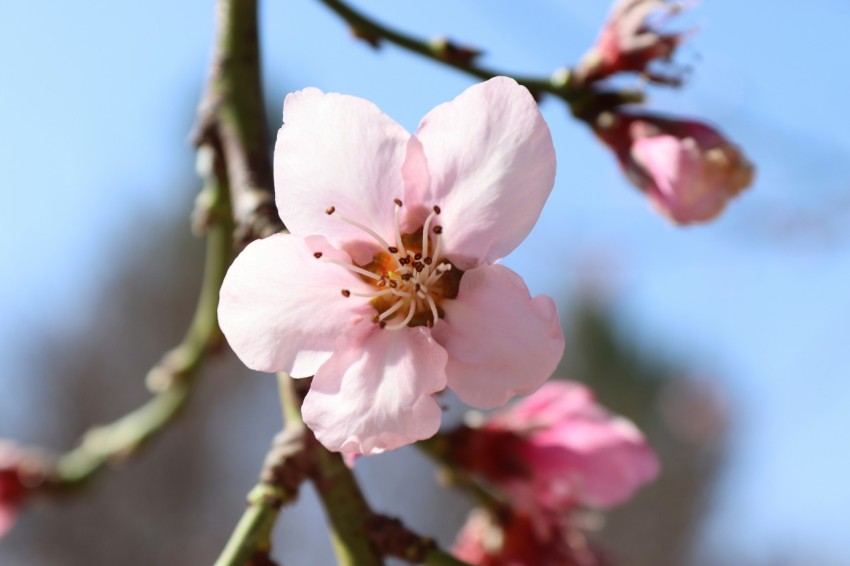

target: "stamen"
[349,288,394,299]
[323,259,382,281]
[378,299,406,321]
[433,225,443,234]
[313,252,323,259]
[421,208,437,258]
[431,230,443,264]
[424,262,451,286]
[341,289,351,297]
[332,210,393,251]
[325,206,336,215]
[384,300,417,330]
[393,202,407,257]
[426,294,440,324]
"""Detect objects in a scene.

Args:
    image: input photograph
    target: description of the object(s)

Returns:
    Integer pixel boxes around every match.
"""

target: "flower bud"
[453,508,609,566]
[595,111,754,224]
[574,0,688,86]
[446,381,659,513]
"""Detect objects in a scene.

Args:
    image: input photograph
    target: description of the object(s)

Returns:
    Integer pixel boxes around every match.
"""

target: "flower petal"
[274,88,411,263]
[488,381,595,431]
[302,323,448,455]
[405,77,556,269]
[433,264,564,409]
[530,416,660,509]
[218,233,375,376]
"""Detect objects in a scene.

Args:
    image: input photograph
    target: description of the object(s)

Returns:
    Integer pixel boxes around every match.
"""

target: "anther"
[424,257,433,265]
[389,280,398,288]
[433,205,441,214]
[414,253,422,260]
[433,225,443,234]
[388,246,399,254]
[313,252,323,259]
[394,199,403,207]
[379,321,387,329]
[341,289,351,297]
[325,206,336,215]
[401,274,412,281]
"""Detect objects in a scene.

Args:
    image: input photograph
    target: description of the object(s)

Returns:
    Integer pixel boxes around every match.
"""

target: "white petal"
[302,323,448,455]
[405,77,556,269]
[274,88,410,263]
[433,264,564,408]
[218,234,374,376]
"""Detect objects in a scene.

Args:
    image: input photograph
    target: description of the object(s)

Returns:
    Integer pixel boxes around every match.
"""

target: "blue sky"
[2,0,849,562]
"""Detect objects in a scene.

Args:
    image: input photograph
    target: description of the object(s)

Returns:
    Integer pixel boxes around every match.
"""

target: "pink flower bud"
[575,0,688,85]
[596,112,754,224]
[450,381,659,513]
[453,508,608,566]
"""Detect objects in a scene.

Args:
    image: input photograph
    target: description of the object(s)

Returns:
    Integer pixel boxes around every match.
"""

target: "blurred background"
[1,1,849,564]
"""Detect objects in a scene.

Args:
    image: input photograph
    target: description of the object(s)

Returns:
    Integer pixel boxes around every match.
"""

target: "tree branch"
[316,0,645,113]
[317,0,570,99]
[45,143,234,491]
[196,0,283,246]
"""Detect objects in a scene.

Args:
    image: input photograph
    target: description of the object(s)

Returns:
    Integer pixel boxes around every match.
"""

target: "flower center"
[322,200,462,330]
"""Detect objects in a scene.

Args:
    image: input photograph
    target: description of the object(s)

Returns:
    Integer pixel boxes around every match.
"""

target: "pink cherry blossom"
[449,381,659,511]
[219,77,564,456]
[596,111,754,224]
[575,0,689,86]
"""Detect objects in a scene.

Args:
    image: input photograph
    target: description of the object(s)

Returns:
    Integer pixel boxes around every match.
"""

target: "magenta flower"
[575,0,688,86]
[596,112,754,224]
[219,78,564,456]
[449,381,659,511]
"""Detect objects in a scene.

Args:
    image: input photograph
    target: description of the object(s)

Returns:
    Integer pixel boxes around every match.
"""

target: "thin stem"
[317,0,576,101]
[215,484,289,566]
[50,153,233,490]
[416,434,509,515]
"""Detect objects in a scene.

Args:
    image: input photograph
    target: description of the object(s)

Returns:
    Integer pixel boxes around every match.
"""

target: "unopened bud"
[596,111,755,224]
[428,36,482,65]
[574,0,689,86]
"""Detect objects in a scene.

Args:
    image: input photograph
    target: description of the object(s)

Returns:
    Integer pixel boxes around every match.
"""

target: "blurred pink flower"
[0,441,44,539]
[219,77,563,456]
[575,0,689,85]
[597,112,754,224]
[452,381,659,512]
[453,508,608,566]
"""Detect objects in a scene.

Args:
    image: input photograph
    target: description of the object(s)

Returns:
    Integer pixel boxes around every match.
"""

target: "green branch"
[196,0,283,245]
[214,425,310,566]
[50,143,233,490]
